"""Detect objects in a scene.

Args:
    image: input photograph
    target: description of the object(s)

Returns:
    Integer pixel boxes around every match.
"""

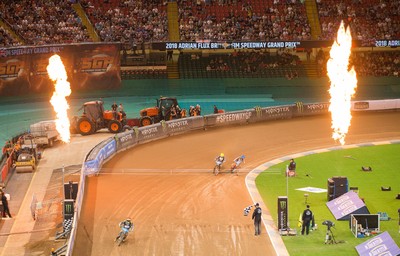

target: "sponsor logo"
[167,120,189,129]
[0,48,7,57]
[365,237,383,249]
[133,127,139,137]
[354,102,369,110]
[216,112,252,123]
[64,201,74,214]
[265,106,290,115]
[0,59,24,79]
[141,127,158,135]
[306,103,329,111]
[333,195,350,205]
[369,244,388,256]
[160,120,167,132]
[80,54,114,73]
[120,133,133,143]
[296,102,304,113]
[254,106,262,117]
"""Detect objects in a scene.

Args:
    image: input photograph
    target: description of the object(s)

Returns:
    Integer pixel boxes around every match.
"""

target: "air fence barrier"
[65,99,400,255]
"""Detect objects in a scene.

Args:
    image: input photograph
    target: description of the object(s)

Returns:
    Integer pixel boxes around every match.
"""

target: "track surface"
[75,112,400,255]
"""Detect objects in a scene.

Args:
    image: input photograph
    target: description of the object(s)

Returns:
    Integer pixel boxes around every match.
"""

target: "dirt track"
[74,112,400,256]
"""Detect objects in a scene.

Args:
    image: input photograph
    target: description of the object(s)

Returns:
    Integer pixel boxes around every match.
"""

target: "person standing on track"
[252,203,262,236]
[1,191,12,218]
[301,205,313,235]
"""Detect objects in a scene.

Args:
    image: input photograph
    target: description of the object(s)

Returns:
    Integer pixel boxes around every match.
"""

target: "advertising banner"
[137,123,167,143]
[83,159,100,175]
[262,105,293,121]
[277,196,288,230]
[153,39,400,50]
[355,231,400,256]
[164,116,204,135]
[293,102,330,117]
[326,191,369,220]
[115,130,137,151]
[205,110,252,127]
[165,118,192,135]
[0,43,121,96]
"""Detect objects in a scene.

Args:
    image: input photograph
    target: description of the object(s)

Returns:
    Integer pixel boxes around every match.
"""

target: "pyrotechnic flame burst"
[47,54,71,143]
[327,21,357,145]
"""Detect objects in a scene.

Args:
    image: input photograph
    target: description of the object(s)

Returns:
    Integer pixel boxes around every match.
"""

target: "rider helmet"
[220,153,224,157]
[241,155,245,159]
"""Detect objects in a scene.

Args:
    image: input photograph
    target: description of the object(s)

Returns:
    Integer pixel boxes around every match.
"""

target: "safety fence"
[65,99,400,255]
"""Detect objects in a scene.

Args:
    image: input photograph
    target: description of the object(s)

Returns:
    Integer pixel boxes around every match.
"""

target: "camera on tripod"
[322,220,335,229]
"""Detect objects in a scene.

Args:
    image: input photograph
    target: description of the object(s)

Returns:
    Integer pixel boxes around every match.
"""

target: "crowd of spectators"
[351,51,400,77]
[81,0,168,45]
[178,0,311,41]
[182,49,303,79]
[317,0,400,42]
[0,27,20,47]
[0,0,91,46]
[1,0,399,47]
[316,48,400,77]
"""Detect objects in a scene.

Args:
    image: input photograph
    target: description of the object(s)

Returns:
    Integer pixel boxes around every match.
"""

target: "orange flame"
[47,55,71,143]
[327,21,357,145]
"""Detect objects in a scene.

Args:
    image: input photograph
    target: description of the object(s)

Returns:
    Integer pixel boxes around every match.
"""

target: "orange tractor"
[135,97,181,127]
[71,97,184,135]
[71,100,126,136]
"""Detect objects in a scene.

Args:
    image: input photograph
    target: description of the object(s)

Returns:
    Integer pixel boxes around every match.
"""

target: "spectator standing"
[111,102,118,111]
[1,191,12,218]
[252,203,262,236]
[118,103,126,118]
[301,205,313,235]
[111,102,118,119]
[288,158,296,171]
[213,105,219,114]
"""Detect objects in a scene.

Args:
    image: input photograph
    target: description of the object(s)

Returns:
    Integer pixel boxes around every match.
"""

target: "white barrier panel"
[352,99,400,111]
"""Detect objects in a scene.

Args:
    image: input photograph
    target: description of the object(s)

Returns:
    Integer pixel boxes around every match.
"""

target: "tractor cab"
[139,97,179,126]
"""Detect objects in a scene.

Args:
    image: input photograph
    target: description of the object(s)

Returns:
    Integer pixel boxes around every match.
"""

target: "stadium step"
[167,61,180,79]
[167,1,180,41]
[303,61,320,78]
[0,18,25,44]
[72,3,101,42]
[305,0,322,40]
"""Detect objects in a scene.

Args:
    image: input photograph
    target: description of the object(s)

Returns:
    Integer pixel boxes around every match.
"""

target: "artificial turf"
[256,143,400,256]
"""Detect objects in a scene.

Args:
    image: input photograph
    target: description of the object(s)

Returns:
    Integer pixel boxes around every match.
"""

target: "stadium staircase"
[0,19,25,45]
[166,1,180,79]
[302,61,320,78]
[304,0,322,40]
[72,3,101,42]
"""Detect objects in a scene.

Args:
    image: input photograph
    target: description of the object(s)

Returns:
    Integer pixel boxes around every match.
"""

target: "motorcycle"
[115,223,134,246]
[213,158,225,176]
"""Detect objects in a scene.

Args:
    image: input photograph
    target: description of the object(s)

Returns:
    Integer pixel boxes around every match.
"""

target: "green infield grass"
[255,143,400,256]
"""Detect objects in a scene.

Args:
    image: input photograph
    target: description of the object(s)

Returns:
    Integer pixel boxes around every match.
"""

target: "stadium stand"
[0,0,399,79]
[0,0,91,45]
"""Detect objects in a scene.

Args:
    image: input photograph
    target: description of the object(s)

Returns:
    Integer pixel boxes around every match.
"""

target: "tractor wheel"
[108,120,122,133]
[140,116,153,126]
[77,117,95,136]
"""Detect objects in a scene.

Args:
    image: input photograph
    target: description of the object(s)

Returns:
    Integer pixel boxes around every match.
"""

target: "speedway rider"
[231,155,245,172]
[215,153,225,166]
[115,218,134,241]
